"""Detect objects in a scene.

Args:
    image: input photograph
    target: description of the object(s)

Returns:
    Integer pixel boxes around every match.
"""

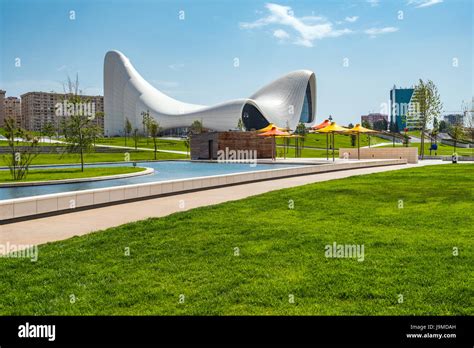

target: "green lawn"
[0,141,65,147]
[380,143,473,156]
[277,146,339,158]
[0,151,187,166]
[0,166,146,183]
[277,133,388,150]
[0,164,472,315]
[96,137,188,152]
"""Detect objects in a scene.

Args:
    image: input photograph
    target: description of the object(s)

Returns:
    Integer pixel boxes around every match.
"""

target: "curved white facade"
[104,50,316,135]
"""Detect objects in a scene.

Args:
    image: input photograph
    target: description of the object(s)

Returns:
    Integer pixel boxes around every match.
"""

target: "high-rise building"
[389,86,419,131]
[0,90,6,127]
[4,97,22,127]
[20,92,104,132]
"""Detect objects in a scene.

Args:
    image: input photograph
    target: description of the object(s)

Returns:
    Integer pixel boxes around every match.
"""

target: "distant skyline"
[1,0,472,125]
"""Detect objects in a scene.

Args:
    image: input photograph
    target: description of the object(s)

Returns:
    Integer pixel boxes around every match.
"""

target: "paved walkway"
[0,161,446,252]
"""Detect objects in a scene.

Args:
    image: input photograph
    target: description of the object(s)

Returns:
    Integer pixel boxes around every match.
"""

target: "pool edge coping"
[0,159,407,223]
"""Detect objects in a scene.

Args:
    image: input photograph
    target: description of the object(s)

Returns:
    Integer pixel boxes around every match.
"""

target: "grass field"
[0,166,145,183]
[96,137,188,152]
[380,143,473,156]
[0,151,187,166]
[277,146,339,158]
[277,133,388,149]
[0,164,472,315]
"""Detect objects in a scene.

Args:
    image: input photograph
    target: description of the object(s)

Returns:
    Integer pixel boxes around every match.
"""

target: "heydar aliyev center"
[104,50,316,135]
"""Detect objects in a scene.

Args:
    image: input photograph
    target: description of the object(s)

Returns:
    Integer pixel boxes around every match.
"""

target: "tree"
[294,122,307,157]
[432,116,439,132]
[149,120,161,160]
[237,117,244,131]
[462,100,474,144]
[190,119,203,134]
[373,119,388,131]
[124,118,132,146]
[2,117,40,180]
[63,112,99,172]
[132,128,139,150]
[42,121,56,144]
[409,79,443,159]
[361,120,371,129]
[438,120,448,133]
[141,110,152,144]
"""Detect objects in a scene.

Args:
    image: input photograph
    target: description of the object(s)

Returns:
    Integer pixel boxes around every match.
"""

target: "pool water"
[0,161,300,200]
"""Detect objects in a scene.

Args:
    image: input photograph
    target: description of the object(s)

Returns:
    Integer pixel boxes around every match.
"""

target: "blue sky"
[0,0,472,125]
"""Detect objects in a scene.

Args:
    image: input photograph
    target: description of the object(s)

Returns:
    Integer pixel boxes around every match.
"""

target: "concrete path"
[0,161,446,251]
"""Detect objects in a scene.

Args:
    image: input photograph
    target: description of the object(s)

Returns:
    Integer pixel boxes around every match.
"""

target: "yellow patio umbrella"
[343,123,378,160]
[257,123,288,133]
[314,122,349,161]
[257,123,286,133]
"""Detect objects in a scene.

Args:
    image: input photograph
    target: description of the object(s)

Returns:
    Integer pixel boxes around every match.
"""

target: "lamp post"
[327,115,333,160]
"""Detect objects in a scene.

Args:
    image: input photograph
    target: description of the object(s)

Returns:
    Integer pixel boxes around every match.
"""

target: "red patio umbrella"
[311,119,331,130]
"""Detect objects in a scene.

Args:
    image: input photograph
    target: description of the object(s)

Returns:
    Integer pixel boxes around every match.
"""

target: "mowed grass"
[0,151,187,166]
[379,143,473,157]
[0,166,145,183]
[277,146,339,158]
[96,137,188,152]
[0,164,472,315]
[277,133,387,149]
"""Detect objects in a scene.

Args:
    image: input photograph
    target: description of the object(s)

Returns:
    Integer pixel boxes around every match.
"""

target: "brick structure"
[190,131,274,160]
[339,147,418,163]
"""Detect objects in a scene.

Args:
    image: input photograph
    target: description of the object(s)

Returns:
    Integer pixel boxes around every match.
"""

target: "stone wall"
[339,147,418,163]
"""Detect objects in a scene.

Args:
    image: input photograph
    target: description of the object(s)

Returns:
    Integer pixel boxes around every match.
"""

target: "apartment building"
[4,96,22,127]
[0,90,5,127]
[20,92,104,132]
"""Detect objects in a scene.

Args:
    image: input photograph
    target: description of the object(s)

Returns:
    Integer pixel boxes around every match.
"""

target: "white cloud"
[56,65,67,72]
[364,27,399,38]
[239,3,352,48]
[273,29,290,39]
[408,0,443,8]
[345,16,359,23]
[366,0,380,7]
[168,63,184,71]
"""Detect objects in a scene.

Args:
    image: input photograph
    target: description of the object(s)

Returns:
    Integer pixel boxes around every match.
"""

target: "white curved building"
[104,50,316,135]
